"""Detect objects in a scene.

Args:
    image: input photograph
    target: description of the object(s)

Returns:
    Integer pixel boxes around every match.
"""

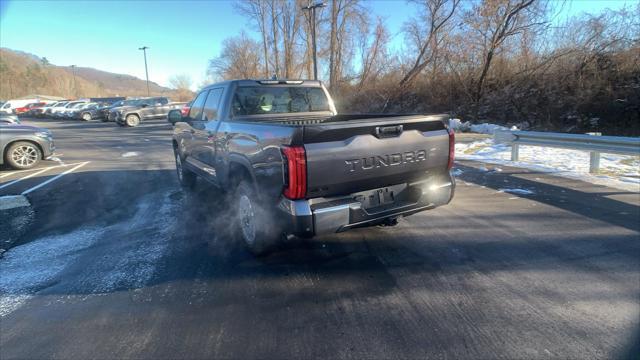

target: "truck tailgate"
[303,115,450,198]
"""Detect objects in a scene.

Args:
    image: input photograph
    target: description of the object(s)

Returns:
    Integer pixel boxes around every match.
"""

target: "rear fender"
[225,153,257,191]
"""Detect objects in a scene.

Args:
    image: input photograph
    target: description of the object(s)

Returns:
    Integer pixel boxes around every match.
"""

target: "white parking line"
[0,168,39,179]
[22,162,90,195]
[0,162,83,191]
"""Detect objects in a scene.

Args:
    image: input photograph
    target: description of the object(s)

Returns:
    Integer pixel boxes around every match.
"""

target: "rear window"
[232,86,330,116]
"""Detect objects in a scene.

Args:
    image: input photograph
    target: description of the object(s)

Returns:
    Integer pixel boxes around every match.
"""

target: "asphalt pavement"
[1,117,638,359]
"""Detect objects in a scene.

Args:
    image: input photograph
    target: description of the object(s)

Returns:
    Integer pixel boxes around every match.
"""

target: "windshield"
[232,86,330,116]
[118,99,138,106]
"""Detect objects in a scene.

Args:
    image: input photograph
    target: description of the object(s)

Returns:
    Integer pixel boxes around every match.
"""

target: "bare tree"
[168,74,192,90]
[278,0,302,78]
[267,0,282,77]
[356,17,389,90]
[207,32,263,80]
[234,0,271,78]
[400,0,460,86]
[328,0,367,91]
[468,0,548,107]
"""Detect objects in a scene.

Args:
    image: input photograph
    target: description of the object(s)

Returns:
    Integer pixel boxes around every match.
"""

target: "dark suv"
[112,97,184,127]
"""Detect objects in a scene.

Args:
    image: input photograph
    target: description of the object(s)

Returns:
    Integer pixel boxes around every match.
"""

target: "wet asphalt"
[0,118,638,359]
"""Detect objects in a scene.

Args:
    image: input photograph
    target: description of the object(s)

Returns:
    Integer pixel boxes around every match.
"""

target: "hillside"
[0,48,189,100]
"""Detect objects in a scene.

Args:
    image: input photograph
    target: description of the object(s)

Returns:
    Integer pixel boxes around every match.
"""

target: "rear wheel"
[234,180,282,256]
[175,151,196,189]
[81,112,92,121]
[5,141,41,169]
[125,114,140,127]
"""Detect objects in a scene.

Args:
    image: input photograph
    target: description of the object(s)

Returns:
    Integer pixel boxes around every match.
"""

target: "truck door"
[180,90,208,165]
[138,99,153,119]
[153,97,169,118]
[191,88,224,182]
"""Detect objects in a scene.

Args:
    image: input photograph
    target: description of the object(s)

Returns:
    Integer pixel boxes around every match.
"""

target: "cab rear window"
[232,86,330,116]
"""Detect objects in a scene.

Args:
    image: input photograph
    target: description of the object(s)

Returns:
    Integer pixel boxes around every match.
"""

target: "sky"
[0,0,634,90]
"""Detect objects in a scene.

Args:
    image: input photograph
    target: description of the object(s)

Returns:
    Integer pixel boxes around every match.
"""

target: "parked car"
[114,97,185,127]
[28,102,54,117]
[60,103,86,119]
[180,101,191,116]
[168,79,455,255]
[1,122,55,169]
[15,102,47,116]
[32,101,61,117]
[70,102,100,120]
[43,101,69,117]
[101,99,139,122]
[51,101,87,118]
[78,102,112,121]
[0,99,44,114]
[0,114,21,125]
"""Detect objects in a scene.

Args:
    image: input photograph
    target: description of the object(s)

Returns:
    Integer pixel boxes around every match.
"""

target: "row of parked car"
[14,97,187,127]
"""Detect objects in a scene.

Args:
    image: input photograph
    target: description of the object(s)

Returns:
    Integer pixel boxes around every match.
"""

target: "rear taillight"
[281,146,307,200]
[447,128,455,170]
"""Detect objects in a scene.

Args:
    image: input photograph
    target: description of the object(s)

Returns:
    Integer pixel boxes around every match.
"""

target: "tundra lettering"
[345,150,428,172]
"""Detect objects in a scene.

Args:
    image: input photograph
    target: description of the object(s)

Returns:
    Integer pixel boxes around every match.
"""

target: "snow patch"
[121,152,139,158]
[0,227,105,317]
[449,119,518,134]
[49,156,65,165]
[0,195,30,210]
[456,139,640,192]
[499,188,535,195]
[85,194,178,293]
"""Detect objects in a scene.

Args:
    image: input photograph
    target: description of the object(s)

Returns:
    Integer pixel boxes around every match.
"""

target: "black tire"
[233,180,282,256]
[174,150,196,189]
[5,141,41,169]
[81,112,92,121]
[125,114,140,127]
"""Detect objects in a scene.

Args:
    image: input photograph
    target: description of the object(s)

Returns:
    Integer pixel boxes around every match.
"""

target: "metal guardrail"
[494,130,640,173]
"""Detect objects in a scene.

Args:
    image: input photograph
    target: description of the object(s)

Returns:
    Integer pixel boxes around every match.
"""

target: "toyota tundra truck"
[169,79,455,254]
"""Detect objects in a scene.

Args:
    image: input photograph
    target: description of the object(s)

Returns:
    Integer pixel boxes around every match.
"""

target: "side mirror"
[167,109,183,124]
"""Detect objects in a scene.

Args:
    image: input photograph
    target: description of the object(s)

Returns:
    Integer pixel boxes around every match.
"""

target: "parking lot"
[1,117,639,358]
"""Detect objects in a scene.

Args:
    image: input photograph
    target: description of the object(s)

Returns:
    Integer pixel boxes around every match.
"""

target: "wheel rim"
[127,116,139,126]
[175,153,183,182]
[83,113,91,121]
[239,195,256,245]
[11,145,38,167]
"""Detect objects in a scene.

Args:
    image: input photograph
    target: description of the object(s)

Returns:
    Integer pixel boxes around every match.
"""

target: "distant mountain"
[0,48,190,100]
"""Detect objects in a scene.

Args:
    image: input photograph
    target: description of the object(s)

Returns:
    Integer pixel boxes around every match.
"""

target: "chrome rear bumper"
[277,174,454,237]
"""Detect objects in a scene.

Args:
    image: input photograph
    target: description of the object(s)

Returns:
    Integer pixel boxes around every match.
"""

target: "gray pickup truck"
[111,97,185,127]
[169,79,455,254]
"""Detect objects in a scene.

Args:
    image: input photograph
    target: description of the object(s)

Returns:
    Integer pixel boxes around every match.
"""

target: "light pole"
[302,1,325,80]
[70,65,77,97]
[138,46,150,96]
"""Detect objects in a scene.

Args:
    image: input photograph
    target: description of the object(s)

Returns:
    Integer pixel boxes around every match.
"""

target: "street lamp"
[138,46,150,96]
[301,1,326,80]
[70,65,77,97]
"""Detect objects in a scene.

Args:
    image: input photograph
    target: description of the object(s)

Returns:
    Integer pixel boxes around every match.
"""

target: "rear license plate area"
[354,184,408,210]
